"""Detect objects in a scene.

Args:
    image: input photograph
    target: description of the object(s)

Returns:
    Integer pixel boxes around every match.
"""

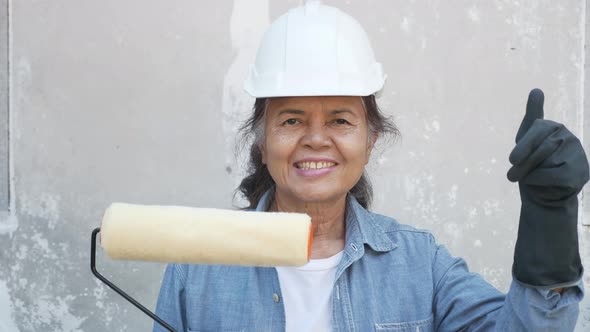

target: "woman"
[155,2,587,331]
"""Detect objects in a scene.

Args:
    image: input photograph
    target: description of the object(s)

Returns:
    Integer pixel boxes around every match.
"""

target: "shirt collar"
[344,194,397,252]
[255,189,397,253]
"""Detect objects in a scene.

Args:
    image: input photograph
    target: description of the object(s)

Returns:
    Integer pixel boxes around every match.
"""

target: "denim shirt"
[154,191,583,331]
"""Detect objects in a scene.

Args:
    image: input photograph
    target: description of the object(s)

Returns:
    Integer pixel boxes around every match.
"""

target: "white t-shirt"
[276,251,344,332]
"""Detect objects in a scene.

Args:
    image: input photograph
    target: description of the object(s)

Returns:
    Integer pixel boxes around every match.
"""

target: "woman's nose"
[301,123,331,150]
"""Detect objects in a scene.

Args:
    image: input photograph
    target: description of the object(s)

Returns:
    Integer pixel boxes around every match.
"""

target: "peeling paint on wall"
[12,57,30,143]
[221,0,269,207]
[0,211,18,236]
[0,227,87,331]
[22,295,85,332]
[467,5,481,22]
[18,192,61,230]
[0,280,20,332]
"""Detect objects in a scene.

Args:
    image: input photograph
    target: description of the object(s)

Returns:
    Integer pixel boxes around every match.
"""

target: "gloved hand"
[507,88,589,289]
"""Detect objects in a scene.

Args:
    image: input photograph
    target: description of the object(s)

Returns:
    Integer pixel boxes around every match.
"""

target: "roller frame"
[91,228,176,332]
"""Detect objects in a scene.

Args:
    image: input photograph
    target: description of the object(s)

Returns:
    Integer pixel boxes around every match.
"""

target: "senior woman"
[154,2,588,331]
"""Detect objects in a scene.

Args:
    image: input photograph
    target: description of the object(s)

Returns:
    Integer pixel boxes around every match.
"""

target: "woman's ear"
[259,143,267,164]
[366,133,378,161]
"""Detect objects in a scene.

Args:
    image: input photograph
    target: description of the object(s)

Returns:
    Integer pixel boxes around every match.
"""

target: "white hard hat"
[244,0,386,98]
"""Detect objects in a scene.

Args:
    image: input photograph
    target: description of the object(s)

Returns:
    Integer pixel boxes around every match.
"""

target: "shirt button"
[273,293,280,303]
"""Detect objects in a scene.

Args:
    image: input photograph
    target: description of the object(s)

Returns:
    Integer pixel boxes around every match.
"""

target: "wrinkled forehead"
[266,96,366,114]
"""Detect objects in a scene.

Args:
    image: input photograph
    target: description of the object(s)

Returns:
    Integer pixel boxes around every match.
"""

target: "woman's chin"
[286,187,347,206]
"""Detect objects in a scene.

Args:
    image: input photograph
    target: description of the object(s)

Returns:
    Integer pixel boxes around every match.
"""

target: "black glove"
[507,88,589,289]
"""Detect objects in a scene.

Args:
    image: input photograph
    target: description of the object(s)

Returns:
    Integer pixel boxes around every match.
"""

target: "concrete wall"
[0,0,589,331]
[0,0,8,212]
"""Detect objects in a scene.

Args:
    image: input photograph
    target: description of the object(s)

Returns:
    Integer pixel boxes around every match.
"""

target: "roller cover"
[100,203,313,267]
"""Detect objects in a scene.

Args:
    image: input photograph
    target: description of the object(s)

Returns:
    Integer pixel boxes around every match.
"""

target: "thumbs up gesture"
[508,89,589,288]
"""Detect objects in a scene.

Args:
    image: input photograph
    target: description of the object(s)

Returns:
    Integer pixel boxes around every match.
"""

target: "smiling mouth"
[295,161,337,170]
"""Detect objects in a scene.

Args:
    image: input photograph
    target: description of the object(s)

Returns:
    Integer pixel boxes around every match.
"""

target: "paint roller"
[100,202,313,266]
[91,202,313,331]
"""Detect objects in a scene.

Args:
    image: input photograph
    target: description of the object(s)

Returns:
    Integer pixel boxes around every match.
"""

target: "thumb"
[515,88,544,143]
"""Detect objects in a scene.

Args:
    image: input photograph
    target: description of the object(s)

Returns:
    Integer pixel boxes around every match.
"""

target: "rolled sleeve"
[505,280,583,330]
[432,241,583,331]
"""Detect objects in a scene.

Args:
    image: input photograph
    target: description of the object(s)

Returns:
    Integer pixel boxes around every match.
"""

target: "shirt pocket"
[374,315,433,332]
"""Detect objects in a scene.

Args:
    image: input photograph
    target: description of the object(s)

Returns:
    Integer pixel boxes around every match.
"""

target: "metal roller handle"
[91,228,177,332]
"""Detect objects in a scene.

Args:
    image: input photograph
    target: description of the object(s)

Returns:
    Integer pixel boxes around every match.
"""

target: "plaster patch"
[10,258,21,275]
[32,295,85,332]
[17,278,27,289]
[443,222,463,245]
[467,207,478,220]
[431,120,440,132]
[468,6,480,22]
[93,279,107,310]
[0,280,20,332]
[15,244,28,260]
[31,232,58,260]
[510,1,542,50]
[222,0,269,207]
[481,267,506,289]
[13,58,33,142]
[99,301,121,324]
[482,199,503,216]
[0,211,19,236]
[18,192,61,229]
[403,177,416,198]
[402,172,442,225]
[423,118,440,134]
[447,185,458,207]
[400,17,410,33]
[556,71,572,125]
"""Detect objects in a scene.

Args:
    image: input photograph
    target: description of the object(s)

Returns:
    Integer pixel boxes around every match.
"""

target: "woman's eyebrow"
[330,108,355,116]
[276,108,355,116]
[278,109,305,116]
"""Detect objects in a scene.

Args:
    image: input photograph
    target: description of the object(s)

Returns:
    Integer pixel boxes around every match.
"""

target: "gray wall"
[0,0,589,331]
[0,0,8,212]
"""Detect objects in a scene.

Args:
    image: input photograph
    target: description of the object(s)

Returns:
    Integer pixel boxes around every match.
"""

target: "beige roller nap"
[100,203,313,267]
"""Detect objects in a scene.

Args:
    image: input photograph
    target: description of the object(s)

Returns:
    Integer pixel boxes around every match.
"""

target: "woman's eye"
[283,118,299,126]
[334,118,350,125]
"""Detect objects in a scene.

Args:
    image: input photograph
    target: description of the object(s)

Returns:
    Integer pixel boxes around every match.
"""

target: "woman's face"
[261,96,374,205]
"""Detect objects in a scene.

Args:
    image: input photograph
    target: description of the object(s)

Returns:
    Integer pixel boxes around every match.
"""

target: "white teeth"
[296,161,335,170]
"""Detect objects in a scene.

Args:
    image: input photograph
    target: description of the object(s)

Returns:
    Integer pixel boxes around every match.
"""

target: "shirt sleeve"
[431,241,584,331]
[153,264,187,332]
